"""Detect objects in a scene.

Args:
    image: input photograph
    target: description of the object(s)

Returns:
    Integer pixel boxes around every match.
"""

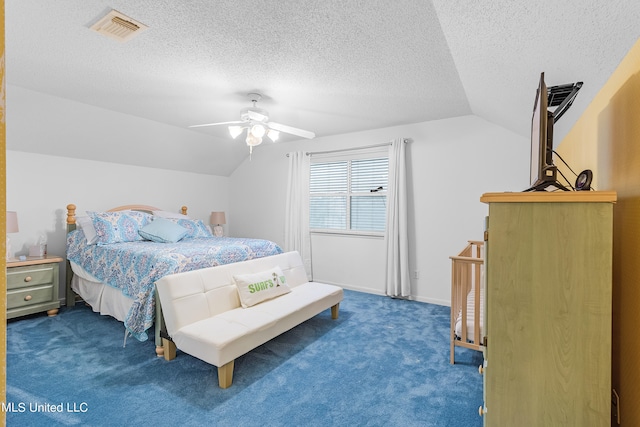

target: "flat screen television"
[525,72,582,192]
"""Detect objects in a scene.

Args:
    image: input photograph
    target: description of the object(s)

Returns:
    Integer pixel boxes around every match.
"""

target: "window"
[310,155,388,234]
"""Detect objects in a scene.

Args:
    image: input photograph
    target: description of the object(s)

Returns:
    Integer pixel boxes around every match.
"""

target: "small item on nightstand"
[28,245,43,257]
[28,235,47,257]
[39,234,47,256]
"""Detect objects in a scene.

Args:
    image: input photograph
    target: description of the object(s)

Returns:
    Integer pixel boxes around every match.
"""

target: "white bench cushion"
[157,251,312,335]
[172,281,343,367]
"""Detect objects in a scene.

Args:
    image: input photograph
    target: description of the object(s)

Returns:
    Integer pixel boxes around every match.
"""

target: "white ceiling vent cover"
[90,10,148,42]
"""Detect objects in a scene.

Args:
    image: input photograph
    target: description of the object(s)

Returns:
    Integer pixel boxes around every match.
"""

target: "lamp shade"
[210,211,226,225]
[246,133,262,147]
[229,125,244,139]
[250,124,266,138]
[267,129,279,142]
[6,211,19,233]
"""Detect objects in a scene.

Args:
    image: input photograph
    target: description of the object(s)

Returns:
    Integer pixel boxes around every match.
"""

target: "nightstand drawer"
[7,284,55,310]
[7,265,55,289]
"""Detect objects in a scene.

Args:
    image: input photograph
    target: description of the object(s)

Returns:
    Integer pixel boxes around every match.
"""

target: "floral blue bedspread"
[66,229,283,341]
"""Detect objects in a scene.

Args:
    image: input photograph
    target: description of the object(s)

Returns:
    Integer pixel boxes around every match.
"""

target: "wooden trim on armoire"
[480,191,617,204]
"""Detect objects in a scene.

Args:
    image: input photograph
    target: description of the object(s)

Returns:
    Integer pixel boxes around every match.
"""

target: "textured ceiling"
[433,0,640,143]
[5,1,640,175]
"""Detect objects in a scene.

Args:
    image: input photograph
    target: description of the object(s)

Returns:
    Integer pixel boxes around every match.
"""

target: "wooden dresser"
[7,255,63,319]
[479,191,616,426]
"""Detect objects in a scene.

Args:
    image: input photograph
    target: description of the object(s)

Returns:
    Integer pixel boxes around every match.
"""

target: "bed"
[65,203,283,356]
[449,240,485,364]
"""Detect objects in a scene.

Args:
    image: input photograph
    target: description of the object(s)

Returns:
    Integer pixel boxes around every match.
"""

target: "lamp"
[6,211,19,261]
[210,211,226,237]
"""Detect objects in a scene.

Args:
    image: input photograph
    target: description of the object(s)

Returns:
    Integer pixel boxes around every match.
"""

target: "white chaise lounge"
[155,251,344,388]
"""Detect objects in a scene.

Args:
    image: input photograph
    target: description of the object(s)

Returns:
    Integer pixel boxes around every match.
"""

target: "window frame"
[309,147,388,237]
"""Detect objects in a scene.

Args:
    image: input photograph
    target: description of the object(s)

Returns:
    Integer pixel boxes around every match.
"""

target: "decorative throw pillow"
[234,266,291,308]
[166,218,213,238]
[139,218,189,243]
[88,210,152,245]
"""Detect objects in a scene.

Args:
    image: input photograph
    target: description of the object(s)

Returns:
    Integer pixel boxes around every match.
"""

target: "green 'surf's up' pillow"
[233,266,291,308]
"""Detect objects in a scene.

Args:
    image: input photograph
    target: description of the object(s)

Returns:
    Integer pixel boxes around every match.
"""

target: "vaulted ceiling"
[5,1,640,175]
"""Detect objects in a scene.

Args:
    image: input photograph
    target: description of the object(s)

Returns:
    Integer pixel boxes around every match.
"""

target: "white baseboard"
[311,280,451,307]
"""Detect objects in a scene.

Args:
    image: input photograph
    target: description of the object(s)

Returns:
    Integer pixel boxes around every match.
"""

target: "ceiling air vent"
[90,10,148,42]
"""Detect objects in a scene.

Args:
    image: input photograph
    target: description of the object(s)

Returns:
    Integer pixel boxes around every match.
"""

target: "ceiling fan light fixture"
[246,133,262,147]
[229,125,244,139]
[250,124,266,138]
[267,129,280,142]
[189,92,315,157]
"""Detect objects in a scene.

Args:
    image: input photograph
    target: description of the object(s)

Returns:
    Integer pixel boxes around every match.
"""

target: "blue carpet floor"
[5,289,483,426]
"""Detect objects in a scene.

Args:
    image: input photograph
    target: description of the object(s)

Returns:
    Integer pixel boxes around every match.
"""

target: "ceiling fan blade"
[246,109,268,122]
[267,122,315,139]
[189,120,243,128]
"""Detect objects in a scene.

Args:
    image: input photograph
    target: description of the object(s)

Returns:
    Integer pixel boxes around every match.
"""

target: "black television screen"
[525,72,581,192]
[529,72,550,188]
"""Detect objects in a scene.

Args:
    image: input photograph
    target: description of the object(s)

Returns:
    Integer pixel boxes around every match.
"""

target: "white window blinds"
[310,156,388,233]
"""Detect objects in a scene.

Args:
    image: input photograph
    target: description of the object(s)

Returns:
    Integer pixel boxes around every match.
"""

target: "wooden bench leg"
[163,338,177,361]
[218,360,234,389]
[331,303,340,319]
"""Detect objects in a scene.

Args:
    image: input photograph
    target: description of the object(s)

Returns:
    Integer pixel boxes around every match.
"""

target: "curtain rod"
[286,139,408,157]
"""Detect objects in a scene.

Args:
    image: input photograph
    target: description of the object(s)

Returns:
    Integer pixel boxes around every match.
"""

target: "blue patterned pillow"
[88,211,152,245]
[166,218,213,238]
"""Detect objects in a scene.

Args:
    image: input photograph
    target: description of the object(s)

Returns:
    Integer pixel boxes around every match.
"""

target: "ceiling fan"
[190,93,315,155]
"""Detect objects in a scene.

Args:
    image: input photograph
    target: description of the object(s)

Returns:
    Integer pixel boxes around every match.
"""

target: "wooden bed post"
[66,204,77,228]
[66,204,78,307]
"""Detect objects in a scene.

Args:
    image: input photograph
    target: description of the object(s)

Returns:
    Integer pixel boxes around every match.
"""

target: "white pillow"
[233,266,291,308]
[152,210,191,219]
[75,215,98,245]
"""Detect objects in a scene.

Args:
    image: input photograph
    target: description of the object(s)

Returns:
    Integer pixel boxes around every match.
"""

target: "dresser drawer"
[7,284,55,310]
[7,265,55,289]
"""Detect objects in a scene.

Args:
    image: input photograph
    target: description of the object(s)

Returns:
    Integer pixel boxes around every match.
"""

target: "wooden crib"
[449,240,485,364]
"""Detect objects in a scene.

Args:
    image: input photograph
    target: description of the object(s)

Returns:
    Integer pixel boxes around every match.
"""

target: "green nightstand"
[7,255,63,319]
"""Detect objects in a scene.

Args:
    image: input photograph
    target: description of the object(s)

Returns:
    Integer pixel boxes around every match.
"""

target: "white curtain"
[284,151,312,280]
[384,138,411,297]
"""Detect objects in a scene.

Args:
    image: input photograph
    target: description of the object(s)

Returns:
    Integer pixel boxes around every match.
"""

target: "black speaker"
[575,169,593,191]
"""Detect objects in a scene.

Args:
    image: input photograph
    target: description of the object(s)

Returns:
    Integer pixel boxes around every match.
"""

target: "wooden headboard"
[65,204,188,232]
